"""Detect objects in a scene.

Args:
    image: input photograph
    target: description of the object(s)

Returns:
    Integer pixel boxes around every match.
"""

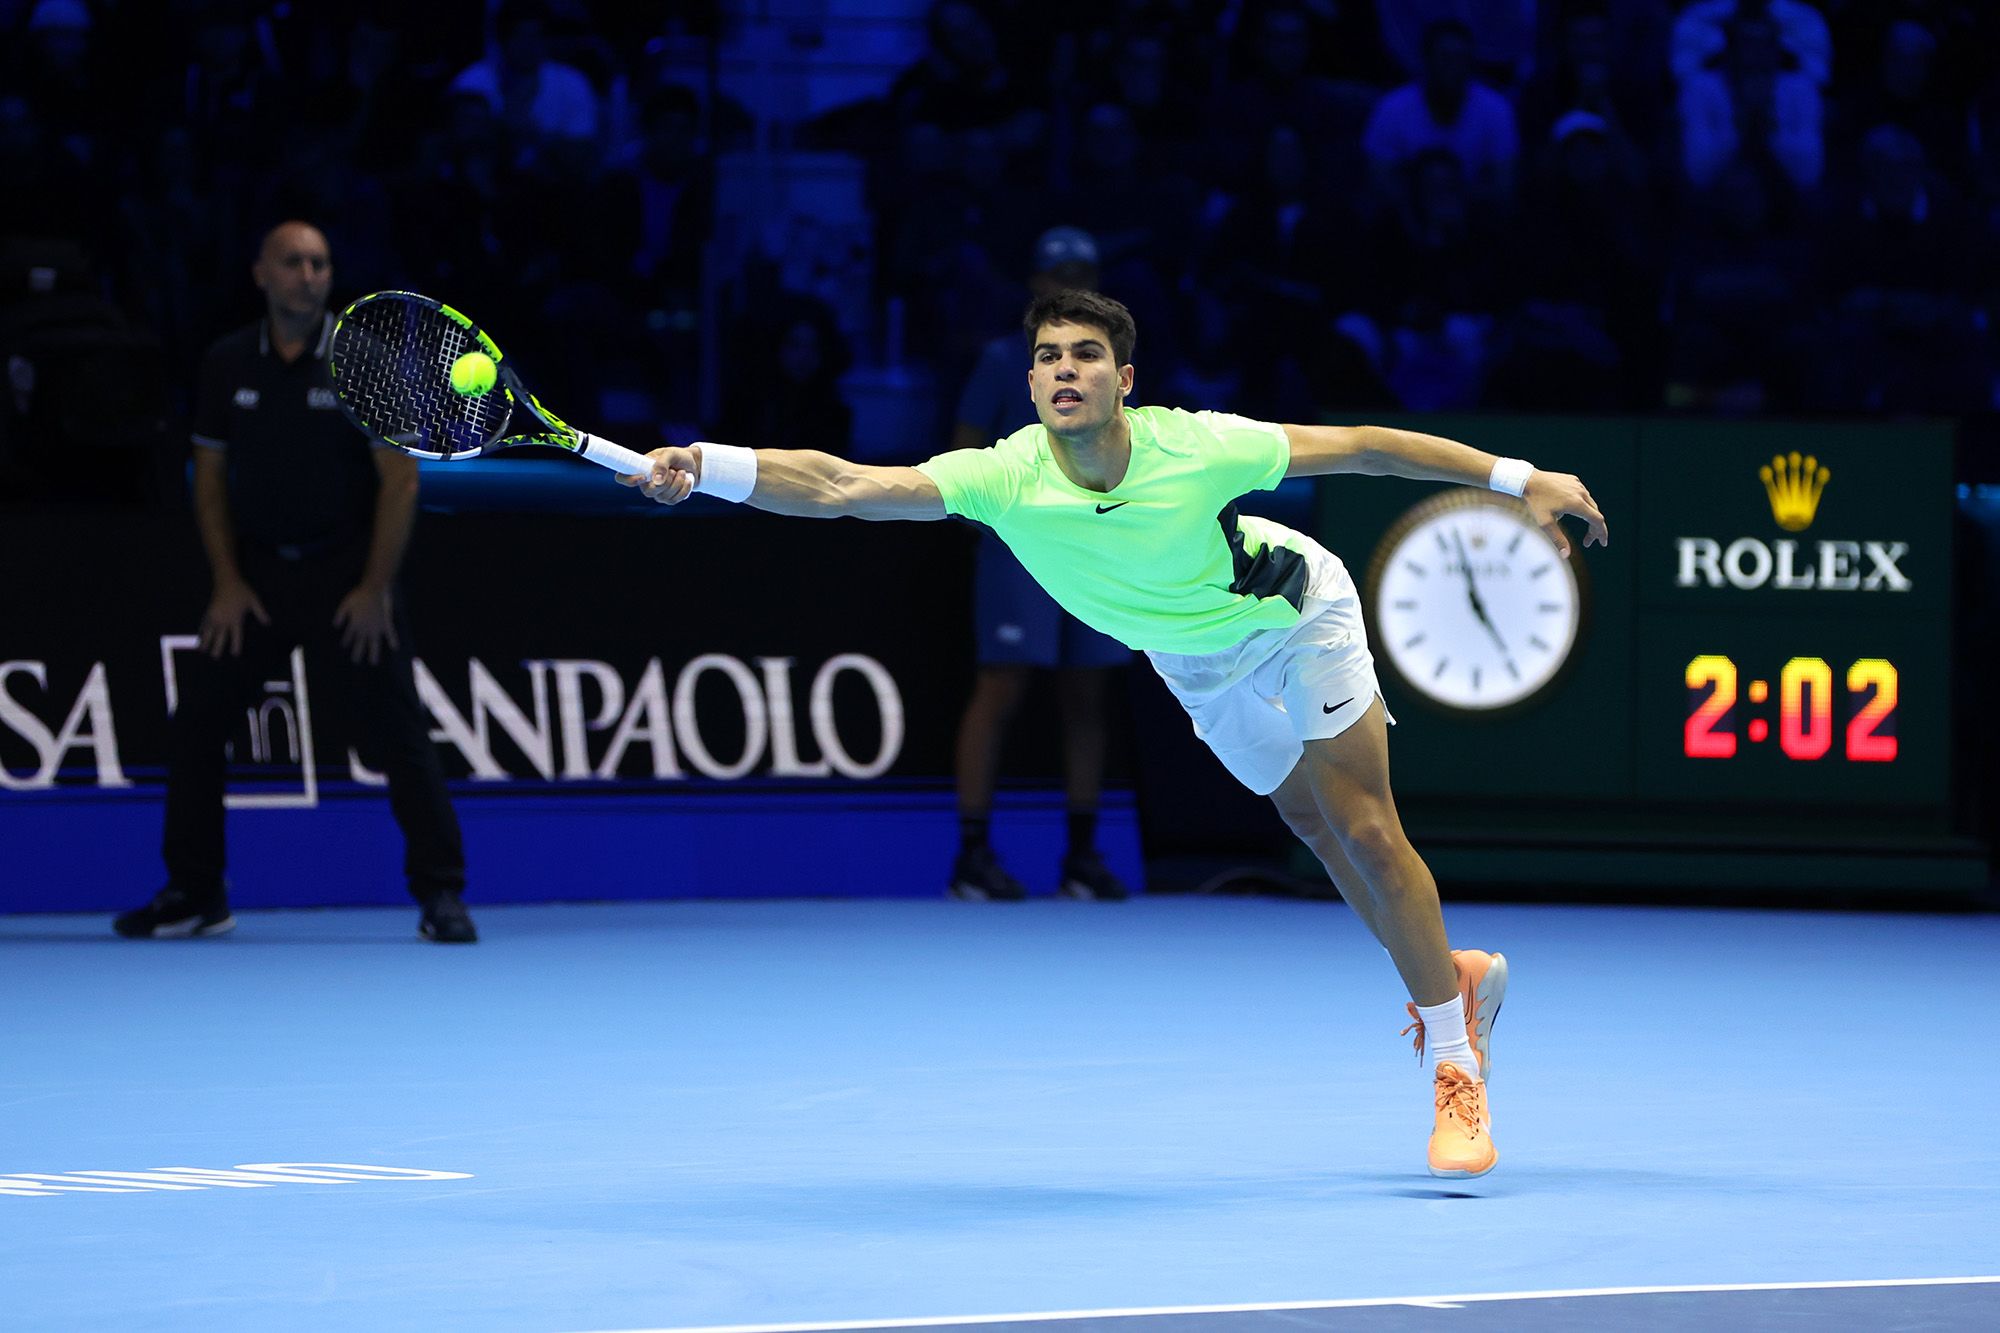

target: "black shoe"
[1059,849,1129,901]
[949,846,1027,902]
[113,886,235,939]
[418,891,478,943]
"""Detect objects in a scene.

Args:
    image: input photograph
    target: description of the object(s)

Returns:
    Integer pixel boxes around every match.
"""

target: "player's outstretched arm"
[617,443,948,521]
[1282,423,1608,557]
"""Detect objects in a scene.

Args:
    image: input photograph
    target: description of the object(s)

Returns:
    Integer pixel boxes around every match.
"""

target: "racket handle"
[575,432,658,478]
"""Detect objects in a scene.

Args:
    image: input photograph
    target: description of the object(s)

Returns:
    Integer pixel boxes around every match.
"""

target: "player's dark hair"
[1022,290,1137,367]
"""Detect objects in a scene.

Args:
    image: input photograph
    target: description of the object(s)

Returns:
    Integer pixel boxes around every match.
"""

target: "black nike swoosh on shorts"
[1322,697,1355,714]
[1095,501,1129,513]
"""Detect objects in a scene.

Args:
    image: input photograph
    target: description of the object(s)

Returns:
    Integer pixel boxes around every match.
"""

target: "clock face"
[1366,491,1585,712]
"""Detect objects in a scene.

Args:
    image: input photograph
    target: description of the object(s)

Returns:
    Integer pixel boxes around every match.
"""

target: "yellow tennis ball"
[449,351,497,397]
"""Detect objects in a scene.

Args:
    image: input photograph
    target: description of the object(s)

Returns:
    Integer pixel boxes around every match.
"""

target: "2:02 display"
[1683,655,1898,762]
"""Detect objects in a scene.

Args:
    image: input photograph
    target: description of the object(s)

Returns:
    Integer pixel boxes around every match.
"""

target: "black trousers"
[161,542,465,902]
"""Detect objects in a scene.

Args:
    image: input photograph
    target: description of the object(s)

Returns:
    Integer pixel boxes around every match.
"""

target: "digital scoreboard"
[1683,656,1897,763]
[1630,421,1950,812]
[1320,416,1956,842]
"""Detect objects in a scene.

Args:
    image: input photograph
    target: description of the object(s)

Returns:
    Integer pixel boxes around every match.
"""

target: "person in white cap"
[943,226,1133,903]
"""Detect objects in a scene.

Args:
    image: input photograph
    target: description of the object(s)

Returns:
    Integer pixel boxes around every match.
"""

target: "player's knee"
[1334,818,1404,881]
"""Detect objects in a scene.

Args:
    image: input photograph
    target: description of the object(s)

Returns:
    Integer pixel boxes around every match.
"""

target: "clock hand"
[1452,528,1511,654]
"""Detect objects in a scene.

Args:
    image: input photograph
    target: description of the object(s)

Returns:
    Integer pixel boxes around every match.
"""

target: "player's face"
[253,225,333,319]
[1028,320,1132,437]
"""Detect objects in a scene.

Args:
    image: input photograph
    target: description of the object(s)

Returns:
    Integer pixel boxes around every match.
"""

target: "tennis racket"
[327,290,656,476]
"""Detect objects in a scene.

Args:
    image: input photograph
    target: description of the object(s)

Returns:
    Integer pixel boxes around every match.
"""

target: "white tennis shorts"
[1146,535,1389,796]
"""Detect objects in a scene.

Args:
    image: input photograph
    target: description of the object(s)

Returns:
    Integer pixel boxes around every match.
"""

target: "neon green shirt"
[916,406,1316,654]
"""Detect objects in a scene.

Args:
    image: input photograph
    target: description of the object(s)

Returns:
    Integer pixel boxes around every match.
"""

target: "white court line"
[570,1276,2000,1333]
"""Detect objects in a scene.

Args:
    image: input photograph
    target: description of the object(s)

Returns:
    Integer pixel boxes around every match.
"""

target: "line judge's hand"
[1523,470,1608,558]
[200,577,269,658]
[334,583,399,666]
[618,446,698,505]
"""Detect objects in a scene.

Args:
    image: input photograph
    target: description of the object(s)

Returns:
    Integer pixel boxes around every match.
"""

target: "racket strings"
[330,298,512,459]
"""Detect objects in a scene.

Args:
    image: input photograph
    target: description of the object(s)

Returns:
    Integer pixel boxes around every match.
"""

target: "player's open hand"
[620,447,698,504]
[1523,470,1608,558]
[200,578,270,658]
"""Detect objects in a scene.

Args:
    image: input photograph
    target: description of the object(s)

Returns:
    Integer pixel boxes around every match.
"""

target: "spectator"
[0,93,101,251]
[113,125,231,401]
[605,82,713,424]
[18,0,105,167]
[260,122,401,299]
[1356,148,1516,410]
[890,0,1043,151]
[1973,70,2000,222]
[396,91,513,323]
[1672,0,1831,88]
[1662,159,1807,412]
[1049,103,1195,274]
[1516,5,1667,163]
[1677,5,1824,192]
[1093,29,1201,161]
[1362,18,1521,204]
[1375,0,1537,88]
[111,221,475,944]
[872,119,1015,381]
[716,292,855,456]
[450,0,602,158]
[1805,124,1993,412]
[1046,102,1196,376]
[1500,112,1663,409]
[619,84,712,307]
[1834,18,1966,187]
[1201,123,1359,419]
[1212,4,1369,190]
[178,2,285,173]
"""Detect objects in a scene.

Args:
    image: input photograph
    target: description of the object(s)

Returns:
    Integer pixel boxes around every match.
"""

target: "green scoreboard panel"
[1315,417,1958,870]
[1634,421,1951,810]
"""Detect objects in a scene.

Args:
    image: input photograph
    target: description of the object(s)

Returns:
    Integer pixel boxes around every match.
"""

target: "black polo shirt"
[191,314,383,551]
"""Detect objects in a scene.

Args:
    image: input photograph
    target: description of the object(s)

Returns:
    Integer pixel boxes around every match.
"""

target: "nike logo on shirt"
[1322,697,1355,714]
[1095,502,1129,513]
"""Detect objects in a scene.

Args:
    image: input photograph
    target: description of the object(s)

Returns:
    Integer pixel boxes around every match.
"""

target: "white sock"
[1414,996,1480,1081]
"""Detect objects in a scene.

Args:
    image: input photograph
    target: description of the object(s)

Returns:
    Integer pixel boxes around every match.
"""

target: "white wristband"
[1488,457,1533,497]
[694,442,757,503]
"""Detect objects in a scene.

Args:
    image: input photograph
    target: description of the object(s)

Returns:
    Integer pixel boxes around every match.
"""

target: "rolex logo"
[1759,452,1829,532]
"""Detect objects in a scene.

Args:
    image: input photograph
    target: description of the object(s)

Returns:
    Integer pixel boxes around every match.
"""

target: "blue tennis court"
[5,897,1995,1331]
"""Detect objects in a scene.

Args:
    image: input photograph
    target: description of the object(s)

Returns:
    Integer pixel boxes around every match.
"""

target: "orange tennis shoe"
[1428,1061,1497,1178]
[1400,948,1508,1079]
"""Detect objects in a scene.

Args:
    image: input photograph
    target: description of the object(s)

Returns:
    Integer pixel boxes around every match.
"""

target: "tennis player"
[625,290,1607,1177]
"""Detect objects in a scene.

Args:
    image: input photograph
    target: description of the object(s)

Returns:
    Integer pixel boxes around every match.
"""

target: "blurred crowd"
[829,0,2000,424]
[5,0,2000,490]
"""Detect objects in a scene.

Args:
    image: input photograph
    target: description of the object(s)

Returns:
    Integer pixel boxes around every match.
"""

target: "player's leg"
[1272,757,1503,1073]
[1293,703,1498,1177]
[1273,538,1501,1175]
[1266,761,1385,940]
[1295,703,1454,1004]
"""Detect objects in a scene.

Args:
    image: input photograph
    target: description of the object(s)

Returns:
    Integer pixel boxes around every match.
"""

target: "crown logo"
[1759,452,1829,531]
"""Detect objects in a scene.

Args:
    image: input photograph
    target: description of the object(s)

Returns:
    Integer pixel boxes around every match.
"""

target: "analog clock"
[1364,490,1587,713]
